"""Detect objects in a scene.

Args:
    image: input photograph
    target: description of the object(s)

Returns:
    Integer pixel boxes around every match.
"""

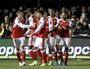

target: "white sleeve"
[25,28,31,35]
[34,20,45,33]
[29,17,34,26]
[15,18,31,28]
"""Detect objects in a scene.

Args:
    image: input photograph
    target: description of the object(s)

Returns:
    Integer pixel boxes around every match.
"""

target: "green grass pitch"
[0,59,90,69]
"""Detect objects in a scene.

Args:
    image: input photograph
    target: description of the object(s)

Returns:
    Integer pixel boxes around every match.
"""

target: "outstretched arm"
[15,19,34,29]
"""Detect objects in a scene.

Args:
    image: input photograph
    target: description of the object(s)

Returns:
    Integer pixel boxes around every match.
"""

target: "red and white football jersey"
[48,16,59,36]
[11,17,25,38]
[59,19,71,37]
[34,17,47,38]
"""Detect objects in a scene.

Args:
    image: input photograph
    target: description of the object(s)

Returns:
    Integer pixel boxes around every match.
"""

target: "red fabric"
[21,51,26,62]
[11,17,25,38]
[59,19,70,37]
[46,55,49,63]
[29,50,37,60]
[16,52,21,62]
[36,49,42,58]
[41,52,46,64]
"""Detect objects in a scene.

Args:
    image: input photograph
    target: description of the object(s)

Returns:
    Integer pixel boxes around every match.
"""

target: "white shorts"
[28,36,36,46]
[55,35,60,45]
[34,37,48,49]
[48,36,55,47]
[12,37,25,48]
[62,38,70,47]
[55,35,64,46]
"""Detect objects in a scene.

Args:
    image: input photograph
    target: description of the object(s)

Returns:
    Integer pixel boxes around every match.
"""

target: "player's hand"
[62,26,67,30]
[30,33,35,37]
[24,34,28,37]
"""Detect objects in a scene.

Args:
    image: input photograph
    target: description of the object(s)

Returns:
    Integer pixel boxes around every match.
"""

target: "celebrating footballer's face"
[36,12,41,19]
[61,12,67,20]
[44,12,48,18]
[36,10,45,18]
[49,9,55,17]
[17,11,24,19]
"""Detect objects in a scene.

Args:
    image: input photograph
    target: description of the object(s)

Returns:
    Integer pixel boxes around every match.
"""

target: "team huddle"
[11,8,72,66]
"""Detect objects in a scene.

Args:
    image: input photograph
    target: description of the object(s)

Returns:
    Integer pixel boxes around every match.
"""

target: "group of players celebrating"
[11,8,72,66]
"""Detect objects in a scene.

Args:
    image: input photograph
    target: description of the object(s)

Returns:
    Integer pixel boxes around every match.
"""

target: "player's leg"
[54,35,61,65]
[40,38,47,66]
[58,38,64,65]
[63,38,70,66]
[13,38,22,66]
[28,36,38,65]
[33,37,43,65]
[45,38,49,63]
[48,36,55,65]
[19,37,26,66]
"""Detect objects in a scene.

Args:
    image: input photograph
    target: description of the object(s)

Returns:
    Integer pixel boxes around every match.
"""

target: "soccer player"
[59,12,72,66]
[48,9,59,65]
[30,9,48,66]
[11,10,34,66]
[48,12,72,66]
[25,9,42,66]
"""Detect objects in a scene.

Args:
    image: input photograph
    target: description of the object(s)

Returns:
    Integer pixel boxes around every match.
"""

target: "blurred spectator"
[0,23,5,38]
[0,23,11,38]
[73,22,82,36]
[4,9,9,16]
[0,6,90,38]
[4,16,10,24]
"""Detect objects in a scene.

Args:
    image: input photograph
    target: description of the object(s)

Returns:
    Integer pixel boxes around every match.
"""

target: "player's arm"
[15,19,34,29]
[24,28,31,37]
[30,20,45,37]
[48,20,59,34]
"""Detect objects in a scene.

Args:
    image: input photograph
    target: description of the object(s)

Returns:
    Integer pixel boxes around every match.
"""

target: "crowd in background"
[0,6,90,38]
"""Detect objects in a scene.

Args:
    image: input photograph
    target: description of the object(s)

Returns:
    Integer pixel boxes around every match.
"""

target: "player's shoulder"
[59,19,64,21]
[39,17,45,23]
[47,16,51,19]
[57,19,63,23]
[14,17,20,23]
[29,15,33,19]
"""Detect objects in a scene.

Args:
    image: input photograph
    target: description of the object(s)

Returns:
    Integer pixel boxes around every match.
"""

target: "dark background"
[0,0,90,9]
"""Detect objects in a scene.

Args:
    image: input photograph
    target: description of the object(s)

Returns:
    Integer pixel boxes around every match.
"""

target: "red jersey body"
[59,19,70,37]
[11,17,25,38]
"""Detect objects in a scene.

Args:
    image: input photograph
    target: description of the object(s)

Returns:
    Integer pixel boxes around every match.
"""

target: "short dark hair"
[38,9,45,16]
[16,10,24,14]
[30,8,34,14]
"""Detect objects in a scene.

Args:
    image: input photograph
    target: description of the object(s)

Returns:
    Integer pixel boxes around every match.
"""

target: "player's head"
[49,9,55,17]
[43,11,48,18]
[16,10,24,18]
[36,9,45,18]
[30,8,34,15]
[61,12,67,20]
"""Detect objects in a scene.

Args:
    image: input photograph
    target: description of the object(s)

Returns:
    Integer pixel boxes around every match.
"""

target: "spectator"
[0,23,11,38]
[4,15,10,24]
